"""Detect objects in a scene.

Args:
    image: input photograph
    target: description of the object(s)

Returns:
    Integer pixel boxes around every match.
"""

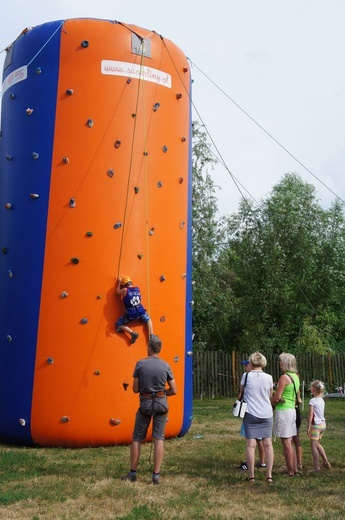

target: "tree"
[191,122,234,351]
[222,173,345,354]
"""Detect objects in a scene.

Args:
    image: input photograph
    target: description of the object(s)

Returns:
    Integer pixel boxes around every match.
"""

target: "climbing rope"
[116,32,152,316]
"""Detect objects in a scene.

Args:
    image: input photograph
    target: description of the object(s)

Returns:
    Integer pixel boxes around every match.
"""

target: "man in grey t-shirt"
[122,335,177,485]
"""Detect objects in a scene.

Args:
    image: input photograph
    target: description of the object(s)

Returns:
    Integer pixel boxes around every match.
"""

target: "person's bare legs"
[118,325,138,343]
[293,433,303,469]
[130,441,141,470]
[281,437,295,476]
[146,318,153,337]
[310,439,330,471]
[246,439,256,480]
[257,439,265,465]
[262,438,274,481]
[153,438,164,474]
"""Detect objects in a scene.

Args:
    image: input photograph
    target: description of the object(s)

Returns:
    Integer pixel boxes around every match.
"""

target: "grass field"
[0,398,344,519]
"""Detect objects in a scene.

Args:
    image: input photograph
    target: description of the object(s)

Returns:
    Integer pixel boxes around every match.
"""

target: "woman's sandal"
[245,477,255,482]
[266,477,273,483]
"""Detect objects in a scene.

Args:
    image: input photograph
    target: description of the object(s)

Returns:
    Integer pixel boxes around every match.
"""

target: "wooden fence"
[192,351,345,399]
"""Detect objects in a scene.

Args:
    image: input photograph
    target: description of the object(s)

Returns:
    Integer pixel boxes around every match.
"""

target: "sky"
[1,0,344,216]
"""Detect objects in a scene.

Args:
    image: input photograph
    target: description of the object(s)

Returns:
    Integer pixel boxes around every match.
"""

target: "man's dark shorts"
[133,398,168,441]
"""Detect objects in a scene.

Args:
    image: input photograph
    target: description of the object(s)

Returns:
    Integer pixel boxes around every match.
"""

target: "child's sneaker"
[130,332,139,344]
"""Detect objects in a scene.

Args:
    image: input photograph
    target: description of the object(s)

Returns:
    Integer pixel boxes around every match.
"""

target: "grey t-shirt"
[133,356,174,394]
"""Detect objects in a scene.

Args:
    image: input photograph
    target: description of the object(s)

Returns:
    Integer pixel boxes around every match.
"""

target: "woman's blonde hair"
[279,352,297,372]
[249,351,267,368]
[310,380,325,396]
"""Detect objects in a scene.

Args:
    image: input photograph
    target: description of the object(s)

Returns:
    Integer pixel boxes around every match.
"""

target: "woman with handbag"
[271,352,301,477]
[238,352,274,483]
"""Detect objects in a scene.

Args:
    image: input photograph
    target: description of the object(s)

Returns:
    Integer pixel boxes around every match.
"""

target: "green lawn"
[0,398,344,519]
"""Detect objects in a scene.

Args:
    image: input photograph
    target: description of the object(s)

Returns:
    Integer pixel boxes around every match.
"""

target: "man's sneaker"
[237,461,248,470]
[122,472,137,482]
[130,332,139,344]
[256,463,267,468]
[152,472,160,485]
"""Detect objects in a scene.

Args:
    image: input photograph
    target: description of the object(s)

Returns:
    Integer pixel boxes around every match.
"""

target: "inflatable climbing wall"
[0,18,193,447]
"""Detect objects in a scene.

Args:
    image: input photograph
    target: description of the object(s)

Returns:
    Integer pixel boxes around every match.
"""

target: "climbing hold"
[26,108,33,115]
[81,40,89,47]
[86,119,94,128]
[134,186,139,194]
[6,335,12,342]
[187,351,193,357]
[80,318,88,324]
[149,228,154,236]
[10,93,15,99]
[178,177,183,184]
[5,203,12,209]
[183,66,188,73]
[94,370,101,376]
[143,151,148,156]
[131,113,136,118]
[176,93,182,100]
[114,140,121,149]
[126,78,131,84]
[182,273,187,279]
[86,231,93,237]
[137,254,143,260]
[109,418,121,426]
[123,383,129,391]
[69,198,76,208]
[160,275,166,282]
[190,300,194,307]
[32,152,39,159]
[19,419,26,427]
[5,154,12,161]
[30,194,39,199]
[8,270,13,278]
[107,169,114,178]
[61,416,70,423]
[71,257,79,264]
[181,136,186,142]
[113,222,122,229]
[2,247,8,255]
[174,356,180,362]
[47,357,54,364]
[157,181,163,188]
[160,316,166,323]
[62,156,69,164]
[180,221,185,229]
[66,89,74,95]
[35,67,41,74]
[96,295,102,300]
[162,145,168,153]
[153,102,160,111]
[60,291,68,298]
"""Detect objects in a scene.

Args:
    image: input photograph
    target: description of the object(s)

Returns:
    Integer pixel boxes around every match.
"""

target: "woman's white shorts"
[274,408,296,438]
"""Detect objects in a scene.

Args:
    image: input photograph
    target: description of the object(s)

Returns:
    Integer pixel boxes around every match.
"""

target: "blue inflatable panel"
[0,21,63,444]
